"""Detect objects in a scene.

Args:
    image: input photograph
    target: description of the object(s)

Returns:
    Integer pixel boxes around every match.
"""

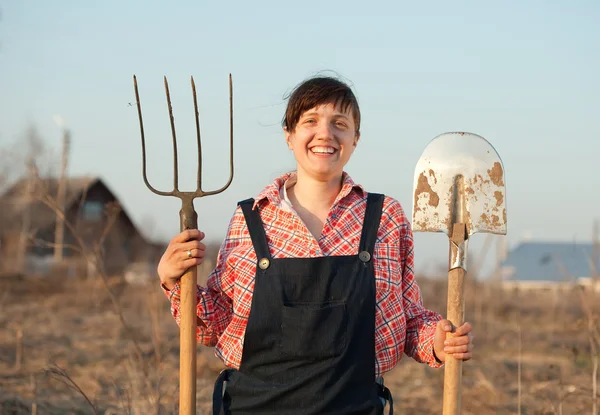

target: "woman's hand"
[158,229,206,290]
[433,320,473,363]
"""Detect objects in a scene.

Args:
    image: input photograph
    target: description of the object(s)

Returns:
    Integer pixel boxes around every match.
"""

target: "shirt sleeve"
[399,220,444,368]
[161,206,243,347]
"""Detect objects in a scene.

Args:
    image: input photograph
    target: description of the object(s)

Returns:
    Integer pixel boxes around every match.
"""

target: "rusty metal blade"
[412,132,507,236]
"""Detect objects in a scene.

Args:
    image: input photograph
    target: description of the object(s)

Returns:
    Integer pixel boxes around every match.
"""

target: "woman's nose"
[315,121,334,140]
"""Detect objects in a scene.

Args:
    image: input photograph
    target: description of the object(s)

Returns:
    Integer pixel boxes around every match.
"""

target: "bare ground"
[0,272,598,414]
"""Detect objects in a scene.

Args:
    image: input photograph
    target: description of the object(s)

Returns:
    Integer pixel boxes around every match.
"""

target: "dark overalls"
[212,193,393,414]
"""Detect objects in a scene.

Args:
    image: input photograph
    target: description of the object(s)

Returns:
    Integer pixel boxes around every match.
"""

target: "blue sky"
[1,0,598,277]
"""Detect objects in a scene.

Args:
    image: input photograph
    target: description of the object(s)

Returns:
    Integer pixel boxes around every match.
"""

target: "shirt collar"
[252,171,364,210]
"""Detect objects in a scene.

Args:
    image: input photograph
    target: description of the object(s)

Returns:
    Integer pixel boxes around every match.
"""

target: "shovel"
[412,132,507,415]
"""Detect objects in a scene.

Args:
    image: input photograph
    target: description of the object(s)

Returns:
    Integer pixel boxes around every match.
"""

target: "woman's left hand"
[433,320,473,362]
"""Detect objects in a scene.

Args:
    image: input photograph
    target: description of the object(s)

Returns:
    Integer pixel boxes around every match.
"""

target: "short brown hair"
[282,76,361,134]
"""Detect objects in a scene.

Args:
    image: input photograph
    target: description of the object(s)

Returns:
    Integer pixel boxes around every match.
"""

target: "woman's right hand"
[158,229,206,290]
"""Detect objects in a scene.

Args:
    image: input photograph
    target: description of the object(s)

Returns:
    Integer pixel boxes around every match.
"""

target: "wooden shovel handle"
[179,265,197,415]
[442,265,465,415]
[442,222,468,414]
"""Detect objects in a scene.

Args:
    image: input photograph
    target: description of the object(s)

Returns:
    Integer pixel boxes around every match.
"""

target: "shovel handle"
[442,265,466,415]
[442,222,467,415]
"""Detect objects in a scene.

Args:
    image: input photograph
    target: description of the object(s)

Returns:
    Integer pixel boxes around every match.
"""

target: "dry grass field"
[0,270,597,414]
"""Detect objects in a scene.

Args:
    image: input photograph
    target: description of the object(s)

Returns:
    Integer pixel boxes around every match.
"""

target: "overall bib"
[212,193,393,414]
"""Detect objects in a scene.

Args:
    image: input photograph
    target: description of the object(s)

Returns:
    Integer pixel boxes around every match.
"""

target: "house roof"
[501,241,599,282]
[0,175,142,240]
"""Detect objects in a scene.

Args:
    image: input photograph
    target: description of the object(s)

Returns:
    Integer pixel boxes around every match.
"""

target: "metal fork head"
[133,74,234,231]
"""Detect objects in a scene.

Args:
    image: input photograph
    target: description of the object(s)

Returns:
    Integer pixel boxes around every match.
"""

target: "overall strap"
[212,369,230,415]
[238,198,271,261]
[358,193,385,255]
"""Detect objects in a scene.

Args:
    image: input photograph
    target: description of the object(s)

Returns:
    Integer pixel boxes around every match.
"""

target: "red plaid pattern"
[164,171,443,377]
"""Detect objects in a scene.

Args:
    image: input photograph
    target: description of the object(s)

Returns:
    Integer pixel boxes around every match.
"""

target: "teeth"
[311,147,335,154]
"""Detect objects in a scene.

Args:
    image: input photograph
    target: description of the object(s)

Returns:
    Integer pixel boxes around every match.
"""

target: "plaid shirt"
[164,171,443,377]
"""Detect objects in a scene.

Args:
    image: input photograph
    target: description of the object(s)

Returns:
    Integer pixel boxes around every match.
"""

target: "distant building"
[501,241,599,291]
[0,175,166,278]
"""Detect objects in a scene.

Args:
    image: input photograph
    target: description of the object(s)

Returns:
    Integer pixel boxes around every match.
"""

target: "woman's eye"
[335,122,347,129]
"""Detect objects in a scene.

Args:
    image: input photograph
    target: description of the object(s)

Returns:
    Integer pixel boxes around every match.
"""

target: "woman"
[158,76,473,414]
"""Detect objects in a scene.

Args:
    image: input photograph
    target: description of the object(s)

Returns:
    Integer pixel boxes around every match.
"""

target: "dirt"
[473,174,486,185]
[428,169,437,184]
[494,191,504,207]
[0,273,598,414]
[491,215,501,227]
[487,162,504,187]
[414,172,440,211]
[480,213,490,227]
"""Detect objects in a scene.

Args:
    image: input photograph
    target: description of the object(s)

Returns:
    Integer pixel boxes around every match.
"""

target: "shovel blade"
[412,132,507,236]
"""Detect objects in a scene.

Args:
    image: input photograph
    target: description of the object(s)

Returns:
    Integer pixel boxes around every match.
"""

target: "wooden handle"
[179,265,198,415]
[443,222,467,415]
[442,266,466,415]
[179,203,199,415]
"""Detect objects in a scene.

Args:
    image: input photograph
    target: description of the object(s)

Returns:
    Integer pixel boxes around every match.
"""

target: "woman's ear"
[353,132,361,147]
[284,127,293,150]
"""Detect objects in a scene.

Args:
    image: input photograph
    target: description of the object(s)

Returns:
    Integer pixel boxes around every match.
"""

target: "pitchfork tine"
[164,76,179,192]
[133,74,233,198]
[191,76,203,190]
[133,75,172,196]
[200,73,234,196]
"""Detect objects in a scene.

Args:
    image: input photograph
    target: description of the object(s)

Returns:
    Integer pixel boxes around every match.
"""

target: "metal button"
[258,258,270,270]
[359,251,371,262]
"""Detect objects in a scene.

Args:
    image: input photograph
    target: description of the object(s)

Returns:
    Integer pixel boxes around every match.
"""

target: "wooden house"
[0,175,166,277]
[501,241,600,292]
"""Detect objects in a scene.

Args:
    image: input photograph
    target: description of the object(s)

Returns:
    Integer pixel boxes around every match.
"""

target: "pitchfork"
[132,74,234,415]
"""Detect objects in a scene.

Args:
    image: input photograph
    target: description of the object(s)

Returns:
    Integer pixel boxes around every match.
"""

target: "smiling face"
[285,102,359,183]
[282,76,361,184]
